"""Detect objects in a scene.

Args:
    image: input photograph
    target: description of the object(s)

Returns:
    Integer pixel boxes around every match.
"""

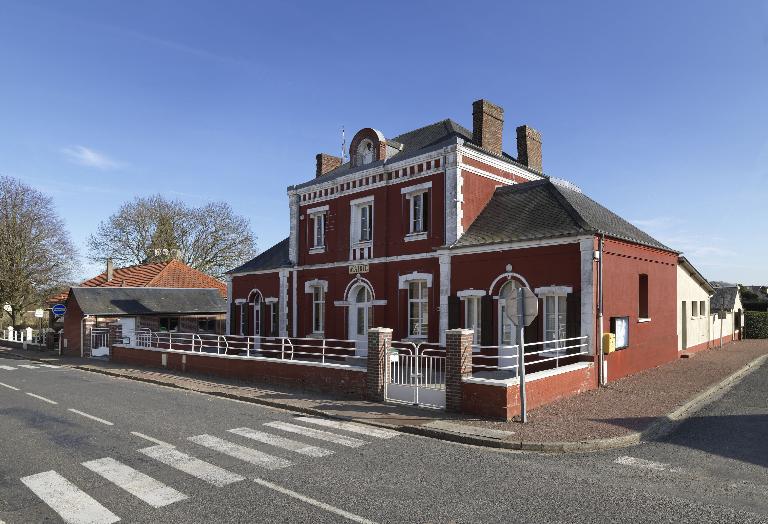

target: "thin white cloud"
[61,146,122,170]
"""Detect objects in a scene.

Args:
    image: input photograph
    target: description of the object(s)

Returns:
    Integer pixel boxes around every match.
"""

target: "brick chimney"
[472,99,504,156]
[106,258,114,282]
[516,125,542,172]
[316,153,342,178]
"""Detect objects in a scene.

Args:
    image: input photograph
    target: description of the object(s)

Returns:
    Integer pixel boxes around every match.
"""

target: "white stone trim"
[464,362,591,387]
[459,163,518,186]
[579,238,596,355]
[264,297,278,304]
[350,194,375,206]
[439,254,451,346]
[534,286,573,296]
[398,272,433,290]
[234,298,246,305]
[291,270,298,337]
[279,269,289,337]
[307,204,329,215]
[343,275,377,301]
[304,279,329,293]
[225,277,233,334]
[334,300,350,307]
[308,246,326,254]
[444,145,460,245]
[488,272,531,296]
[288,192,299,264]
[404,232,428,242]
[400,181,432,195]
[457,289,487,298]
[444,235,592,256]
[459,144,543,182]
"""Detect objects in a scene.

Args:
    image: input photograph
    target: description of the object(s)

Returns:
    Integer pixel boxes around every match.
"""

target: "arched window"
[358,139,374,165]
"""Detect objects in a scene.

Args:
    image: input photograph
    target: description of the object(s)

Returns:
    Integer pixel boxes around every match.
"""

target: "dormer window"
[358,140,374,165]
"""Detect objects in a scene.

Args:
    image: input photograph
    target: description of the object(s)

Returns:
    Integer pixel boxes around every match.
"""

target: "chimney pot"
[472,99,504,156]
[106,258,114,283]
[316,153,342,178]
[516,125,543,172]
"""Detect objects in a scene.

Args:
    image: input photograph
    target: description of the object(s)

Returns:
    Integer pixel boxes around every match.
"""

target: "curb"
[1,348,765,453]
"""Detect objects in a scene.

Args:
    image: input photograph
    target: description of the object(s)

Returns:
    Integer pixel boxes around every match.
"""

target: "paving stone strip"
[2,340,766,452]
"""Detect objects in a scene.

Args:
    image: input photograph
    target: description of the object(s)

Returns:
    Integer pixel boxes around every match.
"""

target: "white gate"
[90,328,110,357]
[385,341,446,409]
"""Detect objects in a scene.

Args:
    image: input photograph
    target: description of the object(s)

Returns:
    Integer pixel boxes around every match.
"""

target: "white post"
[25,327,33,342]
[7,326,13,340]
[517,287,527,423]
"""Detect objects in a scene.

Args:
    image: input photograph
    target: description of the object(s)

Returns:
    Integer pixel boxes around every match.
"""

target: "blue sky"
[1,1,766,283]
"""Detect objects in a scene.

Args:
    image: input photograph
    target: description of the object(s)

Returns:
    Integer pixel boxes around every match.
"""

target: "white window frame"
[311,285,325,334]
[535,286,571,348]
[350,196,374,245]
[307,205,328,254]
[463,296,482,345]
[402,182,431,241]
[407,280,429,338]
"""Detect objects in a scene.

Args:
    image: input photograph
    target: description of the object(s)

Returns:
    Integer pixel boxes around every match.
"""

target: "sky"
[1,1,766,284]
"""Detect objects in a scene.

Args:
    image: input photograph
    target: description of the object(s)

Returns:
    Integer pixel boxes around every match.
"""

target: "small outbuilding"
[62,287,227,357]
[677,257,715,353]
[709,285,745,346]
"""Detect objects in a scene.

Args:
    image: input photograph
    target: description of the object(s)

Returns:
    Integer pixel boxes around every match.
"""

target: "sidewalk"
[2,340,766,452]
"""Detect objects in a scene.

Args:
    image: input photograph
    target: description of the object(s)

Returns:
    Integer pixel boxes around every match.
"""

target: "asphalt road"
[0,356,766,523]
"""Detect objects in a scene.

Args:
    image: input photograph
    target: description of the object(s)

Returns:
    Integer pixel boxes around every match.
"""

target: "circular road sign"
[51,304,67,317]
[504,287,539,326]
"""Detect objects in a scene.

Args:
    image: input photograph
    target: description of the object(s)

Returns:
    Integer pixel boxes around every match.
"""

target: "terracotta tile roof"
[48,259,226,304]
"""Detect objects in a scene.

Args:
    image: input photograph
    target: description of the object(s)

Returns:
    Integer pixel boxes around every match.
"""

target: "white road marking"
[228,427,333,458]
[26,392,58,404]
[188,434,292,470]
[68,409,114,426]
[130,431,174,448]
[0,365,16,370]
[17,364,39,369]
[0,381,19,391]
[264,421,367,448]
[295,417,399,439]
[254,478,377,524]
[82,457,188,508]
[38,364,60,368]
[615,455,682,473]
[139,445,244,487]
[20,470,120,524]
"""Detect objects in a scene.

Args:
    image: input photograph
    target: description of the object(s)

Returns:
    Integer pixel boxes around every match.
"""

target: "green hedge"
[745,311,768,339]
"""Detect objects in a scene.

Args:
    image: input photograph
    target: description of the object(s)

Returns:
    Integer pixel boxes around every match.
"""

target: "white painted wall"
[710,290,744,343]
[676,264,711,351]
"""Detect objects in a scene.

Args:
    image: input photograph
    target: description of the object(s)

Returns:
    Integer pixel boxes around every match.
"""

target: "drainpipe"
[598,234,606,386]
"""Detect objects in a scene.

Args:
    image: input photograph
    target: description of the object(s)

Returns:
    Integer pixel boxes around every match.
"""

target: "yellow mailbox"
[602,333,616,354]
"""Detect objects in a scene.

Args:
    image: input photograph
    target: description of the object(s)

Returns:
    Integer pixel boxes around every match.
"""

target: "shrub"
[744,311,768,339]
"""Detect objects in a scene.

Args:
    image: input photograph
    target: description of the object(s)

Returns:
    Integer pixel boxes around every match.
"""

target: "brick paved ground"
[2,339,765,445]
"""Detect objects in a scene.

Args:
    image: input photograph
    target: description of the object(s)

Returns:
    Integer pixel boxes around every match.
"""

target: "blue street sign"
[51,304,66,317]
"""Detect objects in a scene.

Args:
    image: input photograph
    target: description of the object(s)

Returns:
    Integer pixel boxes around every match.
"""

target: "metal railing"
[0,327,48,344]
[388,341,446,391]
[127,330,365,368]
[472,335,590,380]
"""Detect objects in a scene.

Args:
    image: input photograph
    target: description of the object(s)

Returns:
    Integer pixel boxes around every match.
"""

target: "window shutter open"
[423,191,430,232]
[230,302,237,335]
[448,296,460,329]
[244,304,251,336]
[566,292,581,338]
[524,298,543,344]
[480,295,493,346]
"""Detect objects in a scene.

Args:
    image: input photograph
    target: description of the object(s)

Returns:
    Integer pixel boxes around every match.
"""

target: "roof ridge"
[546,182,596,233]
[391,118,469,142]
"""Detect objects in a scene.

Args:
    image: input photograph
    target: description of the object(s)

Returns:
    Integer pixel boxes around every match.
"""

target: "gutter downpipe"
[598,234,606,386]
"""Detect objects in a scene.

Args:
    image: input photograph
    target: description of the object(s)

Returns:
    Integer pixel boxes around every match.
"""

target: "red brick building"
[228,99,678,382]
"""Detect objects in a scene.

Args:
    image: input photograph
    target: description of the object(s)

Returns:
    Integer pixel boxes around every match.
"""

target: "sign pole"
[517,287,527,423]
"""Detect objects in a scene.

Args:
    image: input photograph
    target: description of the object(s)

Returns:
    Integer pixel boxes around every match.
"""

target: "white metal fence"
[385,341,446,408]
[472,335,590,380]
[0,327,48,345]
[128,330,365,368]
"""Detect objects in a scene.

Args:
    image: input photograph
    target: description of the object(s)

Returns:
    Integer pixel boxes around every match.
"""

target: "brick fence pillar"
[445,328,474,413]
[367,327,393,401]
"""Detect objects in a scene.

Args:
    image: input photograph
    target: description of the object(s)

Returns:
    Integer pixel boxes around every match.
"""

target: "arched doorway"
[348,283,373,355]
[498,279,522,370]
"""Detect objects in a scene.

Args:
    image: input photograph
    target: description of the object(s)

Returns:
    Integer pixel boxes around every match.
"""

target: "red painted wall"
[462,364,597,420]
[111,345,367,398]
[601,239,678,381]
[62,293,84,355]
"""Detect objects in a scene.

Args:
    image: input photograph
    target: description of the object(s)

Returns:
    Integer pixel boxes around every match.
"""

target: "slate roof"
[49,259,226,304]
[70,287,226,316]
[710,286,739,312]
[228,237,292,274]
[453,179,672,251]
[292,119,539,190]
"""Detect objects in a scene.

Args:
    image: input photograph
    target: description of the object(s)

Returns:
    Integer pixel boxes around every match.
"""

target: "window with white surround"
[350,197,374,245]
[464,296,481,344]
[312,213,325,248]
[691,300,699,317]
[410,191,428,234]
[611,316,629,349]
[535,286,571,348]
[408,280,428,337]
[312,286,325,334]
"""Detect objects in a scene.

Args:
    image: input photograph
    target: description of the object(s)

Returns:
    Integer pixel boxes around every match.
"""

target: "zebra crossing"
[19,417,399,523]
[0,363,60,371]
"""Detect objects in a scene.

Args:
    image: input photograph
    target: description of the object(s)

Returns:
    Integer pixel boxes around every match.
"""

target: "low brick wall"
[111,345,367,399]
[461,363,597,420]
[0,340,47,351]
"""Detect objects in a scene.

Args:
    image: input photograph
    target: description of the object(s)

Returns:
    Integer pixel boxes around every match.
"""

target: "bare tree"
[87,195,257,279]
[0,176,78,328]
